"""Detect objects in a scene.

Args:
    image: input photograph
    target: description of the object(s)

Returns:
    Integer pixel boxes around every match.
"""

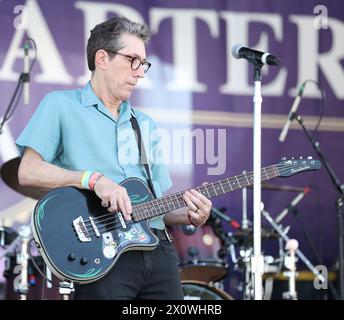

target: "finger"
[123,192,132,215]
[188,210,204,227]
[117,197,132,221]
[183,192,198,212]
[186,190,204,210]
[101,200,109,207]
[107,198,118,212]
[189,189,210,205]
[188,209,200,221]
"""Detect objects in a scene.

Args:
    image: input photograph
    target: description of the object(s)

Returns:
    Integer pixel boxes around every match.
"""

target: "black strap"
[130,110,157,199]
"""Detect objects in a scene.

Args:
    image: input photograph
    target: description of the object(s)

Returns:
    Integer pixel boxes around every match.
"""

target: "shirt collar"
[80,82,133,124]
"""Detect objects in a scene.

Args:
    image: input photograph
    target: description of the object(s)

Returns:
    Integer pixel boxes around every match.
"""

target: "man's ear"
[94,49,108,71]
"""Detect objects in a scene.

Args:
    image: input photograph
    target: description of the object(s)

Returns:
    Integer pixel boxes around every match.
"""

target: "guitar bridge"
[73,216,91,242]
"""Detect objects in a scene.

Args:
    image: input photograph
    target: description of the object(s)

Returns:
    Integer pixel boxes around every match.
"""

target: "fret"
[235,176,242,188]
[132,164,284,222]
[271,165,278,178]
[229,178,236,190]
[202,186,210,198]
[167,196,176,210]
[213,182,224,195]
[172,193,181,210]
[211,183,218,196]
[226,178,233,191]
[219,181,226,194]
[244,173,250,186]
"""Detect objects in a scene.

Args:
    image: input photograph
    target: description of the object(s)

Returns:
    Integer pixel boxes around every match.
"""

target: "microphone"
[279,82,306,142]
[211,207,241,229]
[23,39,30,105]
[275,187,310,223]
[231,44,280,66]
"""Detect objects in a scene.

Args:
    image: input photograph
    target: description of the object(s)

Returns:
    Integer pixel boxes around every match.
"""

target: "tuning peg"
[291,157,294,160]
[281,157,287,160]
[299,156,303,159]
[307,156,313,159]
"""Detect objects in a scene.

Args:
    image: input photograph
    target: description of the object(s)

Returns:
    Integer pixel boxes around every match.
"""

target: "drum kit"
[171,182,307,301]
[0,157,309,300]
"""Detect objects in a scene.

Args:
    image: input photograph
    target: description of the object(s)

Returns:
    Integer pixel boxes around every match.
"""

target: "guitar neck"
[132,164,279,222]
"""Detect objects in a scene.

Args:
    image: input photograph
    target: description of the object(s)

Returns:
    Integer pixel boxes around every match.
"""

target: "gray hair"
[87,16,151,71]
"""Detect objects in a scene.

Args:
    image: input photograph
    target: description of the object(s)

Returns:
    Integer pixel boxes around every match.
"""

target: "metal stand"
[293,113,344,299]
[59,281,74,300]
[262,208,325,283]
[15,225,32,300]
[251,63,264,300]
[283,239,299,300]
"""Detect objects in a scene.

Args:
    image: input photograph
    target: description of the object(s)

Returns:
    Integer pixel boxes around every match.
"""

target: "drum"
[3,252,70,300]
[182,280,233,300]
[172,224,228,282]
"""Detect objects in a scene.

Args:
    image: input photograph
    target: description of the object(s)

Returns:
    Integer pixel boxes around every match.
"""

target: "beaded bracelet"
[89,172,104,191]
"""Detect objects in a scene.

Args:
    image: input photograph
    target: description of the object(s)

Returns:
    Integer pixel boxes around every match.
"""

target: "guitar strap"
[130,109,158,199]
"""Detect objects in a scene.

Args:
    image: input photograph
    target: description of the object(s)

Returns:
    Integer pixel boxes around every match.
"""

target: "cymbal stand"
[59,281,74,300]
[15,225,32,300]
[261,209,325,283]
[283,239,299,300]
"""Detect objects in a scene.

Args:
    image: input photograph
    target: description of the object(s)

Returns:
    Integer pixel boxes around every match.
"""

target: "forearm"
[18,148,83,191]
[164,208,189,226]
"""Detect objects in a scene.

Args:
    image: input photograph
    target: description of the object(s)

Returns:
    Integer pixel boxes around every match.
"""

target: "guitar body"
[31,177,159,284]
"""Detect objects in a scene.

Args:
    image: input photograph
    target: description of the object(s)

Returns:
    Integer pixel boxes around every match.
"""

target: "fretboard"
[132,164,279,222]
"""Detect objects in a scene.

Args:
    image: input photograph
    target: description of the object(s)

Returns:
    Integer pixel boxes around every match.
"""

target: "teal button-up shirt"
[16,82,172,229]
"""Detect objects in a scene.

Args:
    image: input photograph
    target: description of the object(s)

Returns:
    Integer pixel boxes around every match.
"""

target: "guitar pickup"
[73,216,91,242]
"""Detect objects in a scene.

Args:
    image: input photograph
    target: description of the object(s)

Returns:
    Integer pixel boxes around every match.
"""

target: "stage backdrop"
[1,0,343,285]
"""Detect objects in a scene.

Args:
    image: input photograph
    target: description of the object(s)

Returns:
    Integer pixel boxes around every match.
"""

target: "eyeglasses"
[107,51,151,73]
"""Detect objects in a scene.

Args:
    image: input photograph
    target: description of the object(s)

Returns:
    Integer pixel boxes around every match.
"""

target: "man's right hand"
[93,176,132,221]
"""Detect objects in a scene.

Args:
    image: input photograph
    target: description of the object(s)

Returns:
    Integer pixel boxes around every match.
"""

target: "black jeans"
[74,230,183,300]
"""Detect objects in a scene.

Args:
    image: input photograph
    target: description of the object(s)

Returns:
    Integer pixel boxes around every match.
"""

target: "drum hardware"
[0,224,18,248]
[14,225,32,300]
[182,280,233,300]
[3,226,74,300]
[282,239,299,300]
[172,221,229,283]
[261,208,326,291]
[58,281,75,300]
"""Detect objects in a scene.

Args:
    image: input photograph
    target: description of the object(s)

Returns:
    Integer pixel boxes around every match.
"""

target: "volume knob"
[68,253,76,261]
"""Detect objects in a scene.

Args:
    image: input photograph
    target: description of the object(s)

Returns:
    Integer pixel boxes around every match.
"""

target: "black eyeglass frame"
[106,50,151,73]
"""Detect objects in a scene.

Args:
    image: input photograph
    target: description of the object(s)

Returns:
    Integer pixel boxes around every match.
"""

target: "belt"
[152,228,173,243]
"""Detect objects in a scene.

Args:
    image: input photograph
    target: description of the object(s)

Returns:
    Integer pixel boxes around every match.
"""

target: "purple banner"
[0,0,343,291]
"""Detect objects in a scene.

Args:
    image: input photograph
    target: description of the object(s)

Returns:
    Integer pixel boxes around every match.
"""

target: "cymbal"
[1,157,45,200]
[248,182,304,192]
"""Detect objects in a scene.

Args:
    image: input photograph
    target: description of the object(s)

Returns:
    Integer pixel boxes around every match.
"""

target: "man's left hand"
[183,189,212,227]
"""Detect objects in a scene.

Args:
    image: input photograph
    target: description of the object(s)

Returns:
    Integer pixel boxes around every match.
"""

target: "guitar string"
[83,164,278,227]
[81,164,305,236]
[81,164,307,238]
[82,164,278,230]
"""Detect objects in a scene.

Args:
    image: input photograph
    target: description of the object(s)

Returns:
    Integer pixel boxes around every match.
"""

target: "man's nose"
[135,65,145,78]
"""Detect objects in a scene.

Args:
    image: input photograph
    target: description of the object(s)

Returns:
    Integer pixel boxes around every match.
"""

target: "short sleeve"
[16,92,62,162]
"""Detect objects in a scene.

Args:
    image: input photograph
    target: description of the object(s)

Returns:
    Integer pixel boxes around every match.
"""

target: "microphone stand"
[251,61,264,300]
[0,75,25,134]
[0,38,35,135]
[292,112,344,299]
